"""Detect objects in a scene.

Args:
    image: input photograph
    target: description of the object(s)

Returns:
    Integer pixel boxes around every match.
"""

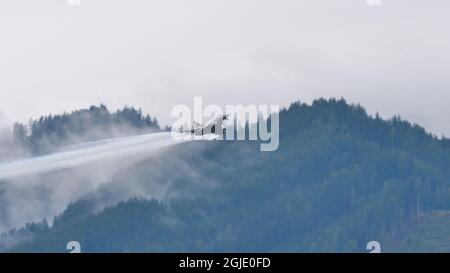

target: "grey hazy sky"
[0,0,449,136]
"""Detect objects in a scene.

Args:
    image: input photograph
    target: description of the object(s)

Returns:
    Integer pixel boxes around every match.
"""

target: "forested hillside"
[4,98,450,252]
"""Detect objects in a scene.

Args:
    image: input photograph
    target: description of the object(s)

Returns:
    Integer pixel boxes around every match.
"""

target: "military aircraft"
[182,114,229,136]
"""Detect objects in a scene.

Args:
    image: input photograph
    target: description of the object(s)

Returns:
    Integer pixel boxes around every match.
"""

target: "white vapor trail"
[0,132,193,181]
[0,131,219,236]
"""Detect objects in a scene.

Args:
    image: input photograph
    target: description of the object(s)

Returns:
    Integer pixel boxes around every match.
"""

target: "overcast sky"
[0,0,449,136]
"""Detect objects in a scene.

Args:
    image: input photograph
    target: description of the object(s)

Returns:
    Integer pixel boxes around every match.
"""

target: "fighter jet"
[182,114,229,136]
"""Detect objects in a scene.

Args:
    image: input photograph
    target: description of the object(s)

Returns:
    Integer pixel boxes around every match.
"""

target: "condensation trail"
[0,132,200,180]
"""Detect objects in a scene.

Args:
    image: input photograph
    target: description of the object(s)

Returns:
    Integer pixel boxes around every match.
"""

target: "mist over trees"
[0,105,160,159]
[2,98,450,252]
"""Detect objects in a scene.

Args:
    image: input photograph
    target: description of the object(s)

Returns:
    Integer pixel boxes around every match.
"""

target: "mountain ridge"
[2,98,450,252]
